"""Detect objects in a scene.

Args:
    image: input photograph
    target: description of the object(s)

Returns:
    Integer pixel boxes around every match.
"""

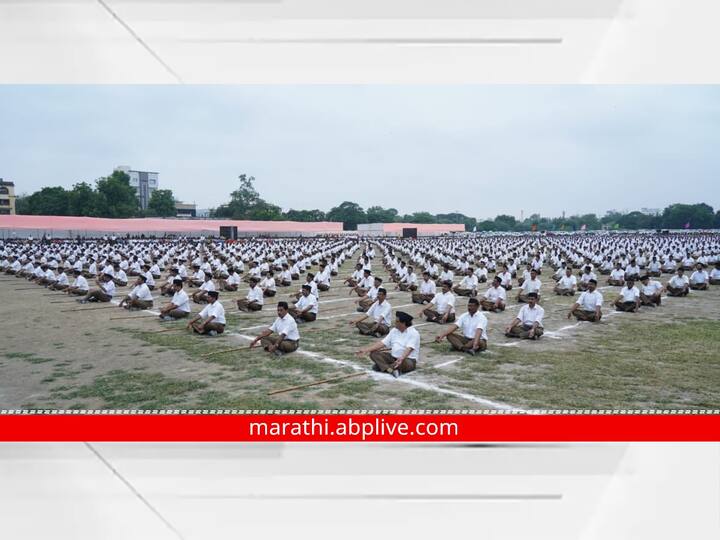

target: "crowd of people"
[2,232,719,379]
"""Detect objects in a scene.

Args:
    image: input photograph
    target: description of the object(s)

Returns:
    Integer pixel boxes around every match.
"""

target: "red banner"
[0,414,718,442]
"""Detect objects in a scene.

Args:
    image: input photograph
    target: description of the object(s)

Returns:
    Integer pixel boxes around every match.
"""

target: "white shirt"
[483,285,507,302]
[367,300,393,326]
[101,280,116,297]
[382,327,421,361]
[431,291,456,314]
[641,280,663,296]
[200,280,216,292]
[669,275,689,288]
[558,275,577,289]
[270,314,300,341]
[690,270,708,284]
[246,285,264,305]
[456,311,488,340]
[419,279,436,295]
[295,293,318,315]
[199,301,226,325]
[171,289,191,313]
[577,290,604,311]
[517,304,545,327]
[73,275,89,291]
[619,285,640,302]
[521,277,541,294]
[130,283,153,301]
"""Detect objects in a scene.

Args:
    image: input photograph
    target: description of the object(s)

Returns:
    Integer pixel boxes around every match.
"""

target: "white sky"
[0,85,718,219]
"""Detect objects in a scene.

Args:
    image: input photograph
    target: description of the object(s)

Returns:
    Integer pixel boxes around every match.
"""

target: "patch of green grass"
[400,389,455,409]
[192,390,320,410]
[440,319,720,409]
[4,351,53,364]
[52,370,208,409]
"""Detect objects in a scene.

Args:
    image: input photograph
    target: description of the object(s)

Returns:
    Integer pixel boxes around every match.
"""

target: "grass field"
[1,246,719,410]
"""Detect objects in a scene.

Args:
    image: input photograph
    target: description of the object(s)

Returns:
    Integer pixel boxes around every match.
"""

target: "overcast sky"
[1,85,718,219]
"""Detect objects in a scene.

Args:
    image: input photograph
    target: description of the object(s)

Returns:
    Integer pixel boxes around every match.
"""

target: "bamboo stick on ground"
[267,371,366,396]
[60,305,120,312]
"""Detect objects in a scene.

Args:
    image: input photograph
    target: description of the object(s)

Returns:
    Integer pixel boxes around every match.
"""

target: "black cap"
[396,311,413,325]
[208,290,219,298]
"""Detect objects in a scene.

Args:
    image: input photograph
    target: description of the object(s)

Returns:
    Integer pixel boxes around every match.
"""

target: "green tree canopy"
[283,209,327,222]
[366,206,399,223]
[662,203,715,229]
[67,182,99,217]
[146,189,176,217]
[95,170,140,218]
[327,201,367,230]
[23,186,70,215]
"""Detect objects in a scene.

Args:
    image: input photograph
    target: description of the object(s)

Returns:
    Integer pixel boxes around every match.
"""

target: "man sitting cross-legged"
[356,276,383,312]
[453,268,478,297]
[237,277,264,312]
[288,284,318,323]
[350,269,374,297]
[344,263,364,288]
[666,268,690,297]
[411,271,436,304]
[480,276,507,312]
[192,272,216,304]
[78,272,116,304]
[689,263,709,291]
[250,302,301,355]
[422,280,456,324]
[158,279,191,321]
[614,277,641,312]
[435,297,488,355]
[186,290,225,336]
[350,287,392,337]
[554,267,577,296]
[710,261,720,285]
[517,268,541,303]
[505,293,544,339]
[607,263,625,287]
[119,274,154,310]
[356,311,420,378]
[65,269,90,296]
[568,279,603,322]
[639,274,663,307]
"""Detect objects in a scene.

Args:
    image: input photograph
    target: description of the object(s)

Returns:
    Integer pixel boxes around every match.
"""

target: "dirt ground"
[1,243,719,410]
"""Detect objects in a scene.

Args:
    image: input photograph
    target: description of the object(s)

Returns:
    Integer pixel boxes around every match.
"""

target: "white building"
[115,165,159,210]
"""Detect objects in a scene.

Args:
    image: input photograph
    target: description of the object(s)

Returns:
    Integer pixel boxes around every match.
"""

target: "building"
[114,166,158,210]
[175,201,197,218]
[0,179,16,215]
[357,222,465,237]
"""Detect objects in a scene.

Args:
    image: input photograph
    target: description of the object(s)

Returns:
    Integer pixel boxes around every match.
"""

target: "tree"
[14,194,30,215]
[493,214,517,231]
[405,212,436,224]
[95,170,140,218]
[247,201,283,221]
[436,212,476,232]
[327,201,367,231]
[283,209,327,222]
[146,189,176,217]
[68,182,99,216]
[25,186,70,215]
[661,203,715,229]
[366,206,398,223]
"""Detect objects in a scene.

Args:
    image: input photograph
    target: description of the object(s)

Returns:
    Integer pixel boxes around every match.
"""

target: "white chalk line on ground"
[228,332,519,411]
